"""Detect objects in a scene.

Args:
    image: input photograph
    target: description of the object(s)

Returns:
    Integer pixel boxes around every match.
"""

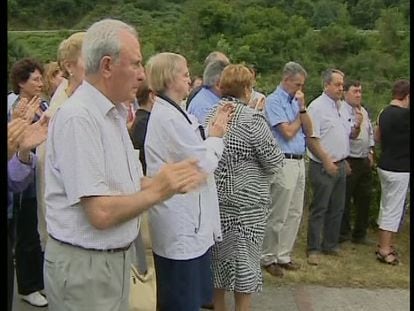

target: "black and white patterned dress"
[206,97,284,293]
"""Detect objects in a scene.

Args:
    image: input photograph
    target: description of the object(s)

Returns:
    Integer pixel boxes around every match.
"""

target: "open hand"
[250,94,266,111]
[8,118,29,160]
[208,102,235,138]
[149,158,207,202]
[19,113,50,152]
[12,96,41,122]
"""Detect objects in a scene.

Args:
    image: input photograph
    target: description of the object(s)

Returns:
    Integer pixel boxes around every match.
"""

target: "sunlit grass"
[263,208,409,289]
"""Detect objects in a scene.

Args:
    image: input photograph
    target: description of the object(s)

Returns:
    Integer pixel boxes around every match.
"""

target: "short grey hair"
[203,60,228,87]
[282,61,307,79]
[204,51,230,66]
[82,18,138,75]
[322,68,344,86]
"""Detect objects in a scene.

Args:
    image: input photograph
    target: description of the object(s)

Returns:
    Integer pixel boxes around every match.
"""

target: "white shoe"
[21,291,48,307]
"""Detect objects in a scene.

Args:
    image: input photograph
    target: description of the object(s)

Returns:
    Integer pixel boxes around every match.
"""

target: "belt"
[49,235,131,253]
[284,153,304,160]
[347,156,367,160]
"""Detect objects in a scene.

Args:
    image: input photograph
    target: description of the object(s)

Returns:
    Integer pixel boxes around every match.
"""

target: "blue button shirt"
[187,86,221,125]
[264,85,306,154]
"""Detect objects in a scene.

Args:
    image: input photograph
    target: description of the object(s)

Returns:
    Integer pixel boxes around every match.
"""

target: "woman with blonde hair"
[144,52,233,311]
[41,61,63,101]
[206,64,284,311]
[47,31,85,114]
[36,31,85,252]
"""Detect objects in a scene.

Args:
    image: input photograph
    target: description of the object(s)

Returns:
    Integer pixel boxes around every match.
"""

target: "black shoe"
[201,303,214,309]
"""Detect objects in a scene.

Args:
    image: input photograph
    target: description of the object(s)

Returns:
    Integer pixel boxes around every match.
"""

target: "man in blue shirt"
[187,59,229,125]
[261,62,312,277]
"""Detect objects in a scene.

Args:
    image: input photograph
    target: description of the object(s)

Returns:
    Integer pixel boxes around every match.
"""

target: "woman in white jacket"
[144,52,233,311]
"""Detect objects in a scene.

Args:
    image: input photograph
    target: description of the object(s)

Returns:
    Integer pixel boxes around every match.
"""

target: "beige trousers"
[44,237,131,311]
[261,158,306,265]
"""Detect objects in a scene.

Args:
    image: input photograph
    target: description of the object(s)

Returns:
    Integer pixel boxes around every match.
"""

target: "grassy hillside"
[8,0,410,118]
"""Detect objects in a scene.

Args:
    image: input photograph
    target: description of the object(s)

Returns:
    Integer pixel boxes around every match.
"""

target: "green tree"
[375,7,407,55]
[349,0,385,29]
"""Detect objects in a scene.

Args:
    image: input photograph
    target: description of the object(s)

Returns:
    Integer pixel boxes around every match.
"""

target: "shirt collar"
[82,81,121,118]
[203,86,220,99]
[321,92,339,108]
[275,85,295,104]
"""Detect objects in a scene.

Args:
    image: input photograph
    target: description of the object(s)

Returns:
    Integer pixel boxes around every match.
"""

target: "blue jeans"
[307,160,346,253]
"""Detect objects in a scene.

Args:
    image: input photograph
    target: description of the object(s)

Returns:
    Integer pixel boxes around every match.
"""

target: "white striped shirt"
[307,92,351,162]
[45,81,142,250]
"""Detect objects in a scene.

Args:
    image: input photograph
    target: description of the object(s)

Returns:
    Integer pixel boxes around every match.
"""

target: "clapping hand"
[12,96,41,122]
[255,95,266,111]
[208,102,235,138]
[146,158,208,201]
[7,118,29,160]
[19,113,51,152]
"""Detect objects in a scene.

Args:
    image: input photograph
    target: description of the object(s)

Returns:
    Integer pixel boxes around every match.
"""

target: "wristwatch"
[299,109,307,114]
[17,151,33,164]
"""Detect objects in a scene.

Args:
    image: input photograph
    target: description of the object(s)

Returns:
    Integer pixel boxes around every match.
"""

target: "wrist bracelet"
[299,110,307,114]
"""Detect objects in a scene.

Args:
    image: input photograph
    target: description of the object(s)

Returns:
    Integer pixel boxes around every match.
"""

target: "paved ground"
[13,282,409,311]
[12,240,409,311]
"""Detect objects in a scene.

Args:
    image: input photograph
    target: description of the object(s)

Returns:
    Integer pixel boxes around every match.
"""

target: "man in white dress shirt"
[305,69,356,266]
[339,80,375,245]
[44,19,205,311]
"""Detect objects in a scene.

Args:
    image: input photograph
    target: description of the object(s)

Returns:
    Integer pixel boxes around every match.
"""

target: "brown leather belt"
[49,234,131,253]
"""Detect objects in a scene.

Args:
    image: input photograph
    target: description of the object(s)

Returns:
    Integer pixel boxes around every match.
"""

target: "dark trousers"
[14,196,45,295]
[340,157,373,240]
[307,160,346,253]
[153,249,213,311]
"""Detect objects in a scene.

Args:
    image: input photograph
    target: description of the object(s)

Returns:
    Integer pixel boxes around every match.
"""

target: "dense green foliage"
[8,0,409,118]
[8,0,409,221]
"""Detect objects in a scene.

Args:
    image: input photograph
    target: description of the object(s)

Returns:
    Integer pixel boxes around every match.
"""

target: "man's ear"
[100,56,113,79]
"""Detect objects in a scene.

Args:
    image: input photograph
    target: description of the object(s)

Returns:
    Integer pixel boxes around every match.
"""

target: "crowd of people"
[7,18,410,311]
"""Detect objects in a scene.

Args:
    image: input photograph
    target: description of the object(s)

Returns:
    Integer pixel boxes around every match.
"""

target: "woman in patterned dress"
[206,64,284,311]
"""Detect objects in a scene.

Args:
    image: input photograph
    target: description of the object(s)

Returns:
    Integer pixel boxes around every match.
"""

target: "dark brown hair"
[10,58,44,94]
[391,79,410,100]
[344,79,361,92]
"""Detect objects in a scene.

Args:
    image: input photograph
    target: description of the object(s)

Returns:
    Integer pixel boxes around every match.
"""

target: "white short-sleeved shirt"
[145,96,224,260]
[339,102,374,158]
[307,92,351,162]
[45,81,142,250]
